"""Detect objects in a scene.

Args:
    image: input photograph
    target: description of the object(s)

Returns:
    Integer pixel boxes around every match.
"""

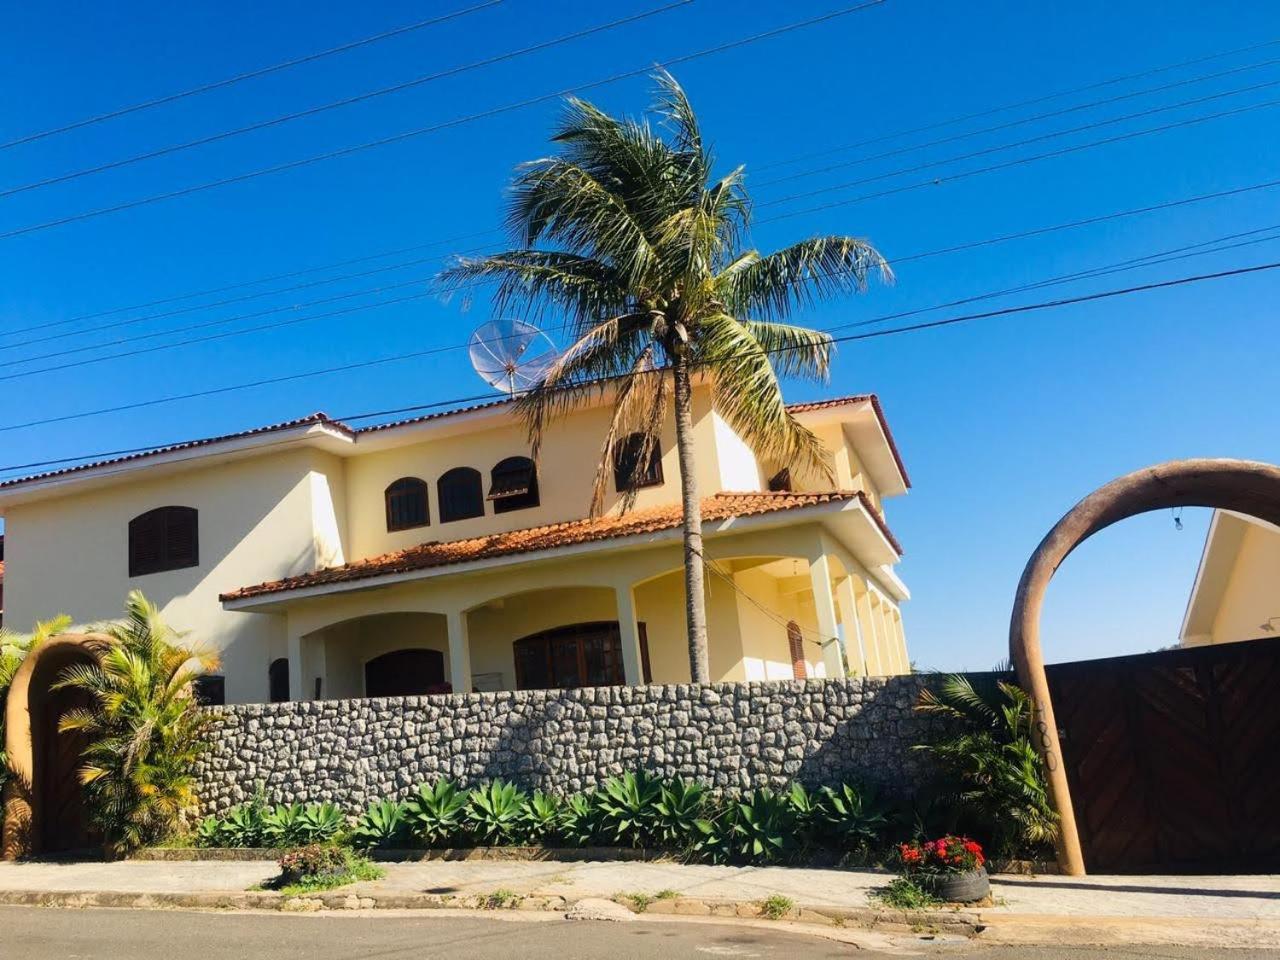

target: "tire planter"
[920,868,989,903]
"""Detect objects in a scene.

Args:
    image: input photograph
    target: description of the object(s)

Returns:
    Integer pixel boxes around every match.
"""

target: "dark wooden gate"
[1046,635,1280,873]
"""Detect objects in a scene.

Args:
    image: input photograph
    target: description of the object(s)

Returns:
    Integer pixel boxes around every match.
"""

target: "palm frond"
[718,236,891,322]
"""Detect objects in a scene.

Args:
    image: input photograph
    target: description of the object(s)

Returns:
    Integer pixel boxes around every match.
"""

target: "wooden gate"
[1046,636,1280,873]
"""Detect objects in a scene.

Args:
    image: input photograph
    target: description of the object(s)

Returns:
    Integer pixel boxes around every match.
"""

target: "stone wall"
[195,677,941,814]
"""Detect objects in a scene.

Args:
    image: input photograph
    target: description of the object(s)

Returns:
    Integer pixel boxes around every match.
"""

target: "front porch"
[223,496,910,704]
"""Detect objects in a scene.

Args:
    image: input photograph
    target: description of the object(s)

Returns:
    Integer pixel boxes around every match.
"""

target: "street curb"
[0,887,982,934]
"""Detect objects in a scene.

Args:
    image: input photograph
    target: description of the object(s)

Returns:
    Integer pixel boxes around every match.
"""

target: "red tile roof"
[221,490,900,603]
[0,413,352,491]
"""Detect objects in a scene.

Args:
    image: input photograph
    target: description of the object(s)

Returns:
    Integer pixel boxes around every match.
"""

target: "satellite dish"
[468,318,559,397]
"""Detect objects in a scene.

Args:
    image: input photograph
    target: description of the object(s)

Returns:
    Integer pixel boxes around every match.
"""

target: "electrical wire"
[2,256,1275,476]
[0,1,696,198]
[0,1,505,150]
[0,1,889,241]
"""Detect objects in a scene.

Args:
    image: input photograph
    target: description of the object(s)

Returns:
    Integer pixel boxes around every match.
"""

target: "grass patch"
[620,892,654,913]
[265,850,383,896]
[481,888,521,909]
[872,877,940,911]
[654,889,679,900]
[760,895,794,920]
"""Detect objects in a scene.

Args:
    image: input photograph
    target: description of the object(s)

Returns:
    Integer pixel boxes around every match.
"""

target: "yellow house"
[0,387,912,704]
[1180,509,1280,646]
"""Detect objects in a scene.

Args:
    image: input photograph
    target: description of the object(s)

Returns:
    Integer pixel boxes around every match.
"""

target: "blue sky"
[2,0,1277,670]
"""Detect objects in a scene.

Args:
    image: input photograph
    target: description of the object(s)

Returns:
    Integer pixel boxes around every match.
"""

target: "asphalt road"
[2,907,1278,960]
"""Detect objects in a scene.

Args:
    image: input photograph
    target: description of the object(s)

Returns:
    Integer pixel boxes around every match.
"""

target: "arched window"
[437,467,484,523]
[268,658,290,703]
[364,649,446,698]
[128,506,198,577]
[489,456,539,514]
[612,433,663,492]
[385,477,429,531]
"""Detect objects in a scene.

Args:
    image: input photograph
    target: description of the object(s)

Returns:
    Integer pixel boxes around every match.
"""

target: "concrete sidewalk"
[0,858,1276,922]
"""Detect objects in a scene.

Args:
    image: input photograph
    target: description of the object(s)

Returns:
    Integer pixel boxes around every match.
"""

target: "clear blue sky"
[2,0,1277,670]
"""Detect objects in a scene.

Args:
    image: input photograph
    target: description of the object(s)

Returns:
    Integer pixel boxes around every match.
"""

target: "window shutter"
[613,433,663,491]
[128,511,164,576]
[438,467,484,522]
[165,507,199,568]
[385,478,429,531]
[129,506,198,576]
[787,621,807,680]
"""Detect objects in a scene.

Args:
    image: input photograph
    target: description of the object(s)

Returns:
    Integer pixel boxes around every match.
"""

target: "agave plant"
[466,780,527,845]
[558,791,606,847]
[261,803,307,847]
[297,802,345,844]
[688,798,735,865]
[915,673,1059,859]
[405,780,468,848]
[54,592,218,856]
[732,788,797,864]
[351,799,408,849]
[652,778,706,848]
[596,771,662,848]
[518,790,563,845]
[818,782,890,855]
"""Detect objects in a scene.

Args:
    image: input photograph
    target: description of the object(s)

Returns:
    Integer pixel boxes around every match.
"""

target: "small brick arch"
[2,633,111,860]
[1009,458,1280,875]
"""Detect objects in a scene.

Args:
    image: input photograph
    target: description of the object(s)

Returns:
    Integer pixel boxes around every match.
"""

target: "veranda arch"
[1009,458,1280,876]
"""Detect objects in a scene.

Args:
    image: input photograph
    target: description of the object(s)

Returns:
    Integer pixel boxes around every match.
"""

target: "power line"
[757,94,1280,224]
[1,221,1275,441]
[2,256,1275,479]
[0,1,505,150]
[0,1,696,199]
[753,36,1280,174]
[12,33,1267,340]
[754,54,1280,189]
[757,77,1280,210]
[0,0,889,241]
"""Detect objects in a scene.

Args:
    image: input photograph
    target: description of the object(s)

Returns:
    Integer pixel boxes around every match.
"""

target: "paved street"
[2,907,1280,960]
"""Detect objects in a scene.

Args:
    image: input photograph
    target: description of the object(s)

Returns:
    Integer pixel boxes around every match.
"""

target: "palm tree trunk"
[671,347,711,683]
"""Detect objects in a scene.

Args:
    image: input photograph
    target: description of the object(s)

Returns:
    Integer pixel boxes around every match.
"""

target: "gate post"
[1009,458,1280,877]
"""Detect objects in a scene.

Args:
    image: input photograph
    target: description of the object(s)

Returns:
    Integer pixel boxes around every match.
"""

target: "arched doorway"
[1010,458,1280,875]
[3,634,107,860]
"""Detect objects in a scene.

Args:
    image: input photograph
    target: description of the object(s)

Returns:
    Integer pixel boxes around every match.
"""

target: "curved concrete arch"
[1009,458,1280,876]
[2,633,112,860]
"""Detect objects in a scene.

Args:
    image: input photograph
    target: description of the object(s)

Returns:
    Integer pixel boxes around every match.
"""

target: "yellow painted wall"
[2,449,342,702]
[1210,523,1280,644]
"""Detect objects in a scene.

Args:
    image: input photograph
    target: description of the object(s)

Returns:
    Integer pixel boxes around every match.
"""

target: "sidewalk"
[0,858,1276,945]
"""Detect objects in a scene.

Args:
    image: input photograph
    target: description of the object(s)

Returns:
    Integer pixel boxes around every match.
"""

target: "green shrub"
[558,791,606,847]
[819,782,890,855]
[352,799,409,849]
[872,876,939,911]
[732,788,796,864]
[296,802,344,844]
[760,894,794,920]
[518,790,563,844]
[405,780,468,848]
[688,798,735,864]
[274,845,383,894]
[596,771,662,848]
[652,778,706,849]
[466,780,526,845]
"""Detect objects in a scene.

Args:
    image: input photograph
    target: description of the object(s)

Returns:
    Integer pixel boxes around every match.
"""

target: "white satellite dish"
[468,318,559,397]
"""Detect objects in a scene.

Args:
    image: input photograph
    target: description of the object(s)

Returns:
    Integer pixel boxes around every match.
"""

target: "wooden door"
[38,685,93,854]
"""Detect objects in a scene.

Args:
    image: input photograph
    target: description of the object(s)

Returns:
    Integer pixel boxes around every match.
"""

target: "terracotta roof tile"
[0,413,351,491]
[221,490,899,603]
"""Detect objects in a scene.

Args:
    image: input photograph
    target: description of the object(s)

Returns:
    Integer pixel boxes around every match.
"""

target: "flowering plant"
[897,835,985,875]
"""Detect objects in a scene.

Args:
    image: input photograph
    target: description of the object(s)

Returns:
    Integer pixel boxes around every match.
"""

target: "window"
[768,468,793,492]
[787,620,807,679]
[128,506,198,577]
[193,675,225,706]
[489,456,539,513]
[612,433,663,492]
[268,658,290,703]
[385,477,429,531]
[513,621,651,690]
[364,649,447,698]
[437,467,484,523]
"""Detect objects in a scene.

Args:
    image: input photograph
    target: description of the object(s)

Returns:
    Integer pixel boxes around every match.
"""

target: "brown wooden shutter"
[787,621,807,679]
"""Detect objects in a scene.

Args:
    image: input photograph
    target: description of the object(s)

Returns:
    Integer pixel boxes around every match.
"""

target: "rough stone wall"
[195,677,941,815]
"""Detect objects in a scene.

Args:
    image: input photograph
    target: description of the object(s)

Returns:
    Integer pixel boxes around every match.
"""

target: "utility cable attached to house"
[2,256,1277,477]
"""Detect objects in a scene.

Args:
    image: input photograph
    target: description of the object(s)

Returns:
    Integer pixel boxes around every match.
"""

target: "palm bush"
[54,592,218,856]
[404,779,468,848]
[915,673,1059,859]
[596,771,662,847]
[466,780,526,845]
[439,70,888,682]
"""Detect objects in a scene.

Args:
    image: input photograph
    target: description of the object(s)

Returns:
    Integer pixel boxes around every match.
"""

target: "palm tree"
[439,71,890,682]
[55,591,219,856]
[0,615,72,789]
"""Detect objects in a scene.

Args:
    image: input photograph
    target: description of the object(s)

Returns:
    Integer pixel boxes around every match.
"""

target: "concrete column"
[445,609,473,694]
[874,596,898,675]
[808,552,846,678]
[614,583,645,685]
[287,632,305,702]
[858,588,885,676]
[892,608,911,673]
[835,576,868,677]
